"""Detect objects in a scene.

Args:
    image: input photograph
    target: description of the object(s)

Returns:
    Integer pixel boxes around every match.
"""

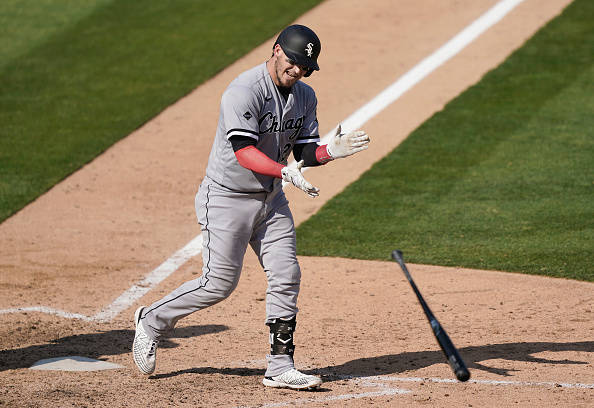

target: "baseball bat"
[391,250,470,382]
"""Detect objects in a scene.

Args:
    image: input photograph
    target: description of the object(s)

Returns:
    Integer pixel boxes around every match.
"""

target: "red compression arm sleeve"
[235,146,284,178]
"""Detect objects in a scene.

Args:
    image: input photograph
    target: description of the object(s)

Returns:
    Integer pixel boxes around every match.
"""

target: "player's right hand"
[281,160,320,198]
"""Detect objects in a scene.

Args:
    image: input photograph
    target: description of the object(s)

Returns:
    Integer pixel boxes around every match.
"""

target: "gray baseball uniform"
[140,62,319,377]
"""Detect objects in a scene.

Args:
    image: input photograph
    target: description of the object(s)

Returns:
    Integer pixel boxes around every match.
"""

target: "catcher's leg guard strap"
[267,316,296,356]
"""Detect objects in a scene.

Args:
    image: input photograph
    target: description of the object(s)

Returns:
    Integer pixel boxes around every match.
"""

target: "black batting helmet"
[274,25,321,77]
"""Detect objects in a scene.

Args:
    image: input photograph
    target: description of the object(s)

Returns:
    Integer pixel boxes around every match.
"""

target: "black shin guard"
[267,316,296,357]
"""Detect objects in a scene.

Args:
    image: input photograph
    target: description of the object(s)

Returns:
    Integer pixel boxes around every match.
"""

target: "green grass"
[2,0,592,282]
[0,0,323,222]
[297,0,594,281]
[0,0,112,68]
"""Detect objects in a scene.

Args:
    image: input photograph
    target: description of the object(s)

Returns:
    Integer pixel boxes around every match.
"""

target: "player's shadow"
[148,340,593,382]
[2,333,592,381]
[0,324,227,371]
[318,340,594,381]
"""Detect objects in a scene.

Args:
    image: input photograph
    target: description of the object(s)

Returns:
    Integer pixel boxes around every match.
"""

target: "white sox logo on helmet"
[305,42,313,57]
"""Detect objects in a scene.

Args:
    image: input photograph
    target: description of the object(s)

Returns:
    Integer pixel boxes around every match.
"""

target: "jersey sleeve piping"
[295,135,320,144]
[295,138,319,144]
[226,128,259,140]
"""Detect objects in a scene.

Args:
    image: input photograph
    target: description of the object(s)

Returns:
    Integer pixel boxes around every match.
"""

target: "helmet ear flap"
[304,69,314,78]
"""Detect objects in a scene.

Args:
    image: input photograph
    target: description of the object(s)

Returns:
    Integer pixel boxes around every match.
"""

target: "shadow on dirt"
[0,324,227,371]
[319,341,594,380]
[151,365,266,380]
[2,336,592,381]
[149,340,594,381]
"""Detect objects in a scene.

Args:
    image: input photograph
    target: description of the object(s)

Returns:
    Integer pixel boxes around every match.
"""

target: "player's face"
[272,46,307,88]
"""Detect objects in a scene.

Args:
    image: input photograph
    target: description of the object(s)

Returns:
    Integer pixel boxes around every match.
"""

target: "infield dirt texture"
[1,0,592,407]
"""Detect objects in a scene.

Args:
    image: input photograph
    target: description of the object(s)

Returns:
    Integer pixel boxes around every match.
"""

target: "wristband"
[315,144,333,164]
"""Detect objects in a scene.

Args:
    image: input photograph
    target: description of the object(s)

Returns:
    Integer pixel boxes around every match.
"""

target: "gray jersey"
[205,63,319,192]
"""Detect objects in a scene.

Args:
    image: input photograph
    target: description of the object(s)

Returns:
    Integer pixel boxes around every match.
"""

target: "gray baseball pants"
[140,176,300,377]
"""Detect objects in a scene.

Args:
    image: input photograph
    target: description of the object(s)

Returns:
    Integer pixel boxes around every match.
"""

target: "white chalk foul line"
[92,234,204,322]
[287,0,526,176]
[0,234,204,322]
[0,306,93,321]
[1,0,524,322]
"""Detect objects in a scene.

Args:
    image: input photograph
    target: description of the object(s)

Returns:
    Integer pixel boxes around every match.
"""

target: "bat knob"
[391,250,403,262]
[456,369,470,382]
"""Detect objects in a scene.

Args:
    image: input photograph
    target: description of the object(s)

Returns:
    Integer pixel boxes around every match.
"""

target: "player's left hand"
[326,124,370,160]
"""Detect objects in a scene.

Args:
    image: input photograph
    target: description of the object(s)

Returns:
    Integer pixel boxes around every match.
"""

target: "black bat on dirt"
[391,249,470,382]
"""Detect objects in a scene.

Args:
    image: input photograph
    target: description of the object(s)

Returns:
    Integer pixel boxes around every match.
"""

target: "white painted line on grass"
[1,0,524,322]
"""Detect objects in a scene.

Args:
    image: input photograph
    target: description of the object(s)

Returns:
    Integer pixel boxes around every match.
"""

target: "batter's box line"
[237,373,594,408]
[236,377,410,408]
[345,375,594,390]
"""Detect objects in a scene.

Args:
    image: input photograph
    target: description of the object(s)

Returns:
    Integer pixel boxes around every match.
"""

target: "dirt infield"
[1,0,591,407]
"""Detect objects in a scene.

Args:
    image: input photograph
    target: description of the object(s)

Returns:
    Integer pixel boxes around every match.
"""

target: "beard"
[275,59,300,88]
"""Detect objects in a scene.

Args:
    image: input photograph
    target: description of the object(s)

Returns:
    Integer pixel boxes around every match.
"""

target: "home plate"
[29,356,124,371]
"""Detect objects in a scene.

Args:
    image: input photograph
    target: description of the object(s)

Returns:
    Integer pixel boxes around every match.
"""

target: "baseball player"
[132,24,370,389]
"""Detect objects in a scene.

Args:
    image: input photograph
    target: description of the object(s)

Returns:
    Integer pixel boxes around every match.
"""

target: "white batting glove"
[281,160,320,198]
[326,124,370,160]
